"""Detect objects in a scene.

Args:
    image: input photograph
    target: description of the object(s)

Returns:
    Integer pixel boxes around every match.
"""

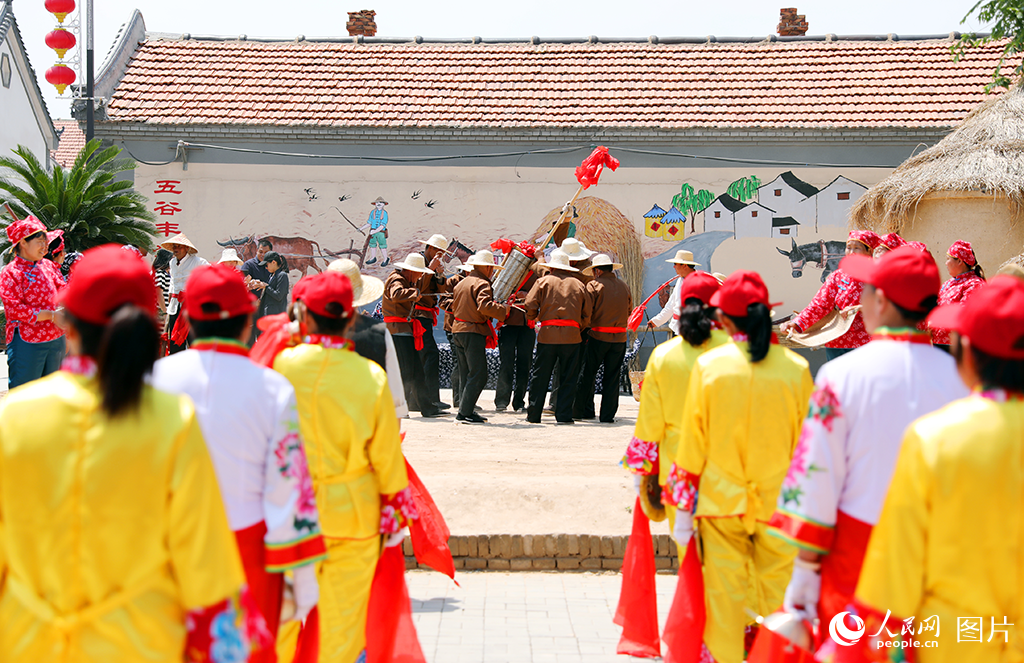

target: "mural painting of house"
[758,171,819,228]
[734,200,778,239]
[771,216,800,238]
[703,194,746,234]
[660,206,686,240]
[813,176,868,231]
[644,204,668,238]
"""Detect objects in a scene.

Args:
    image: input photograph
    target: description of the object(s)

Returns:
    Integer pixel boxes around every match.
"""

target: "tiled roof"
[51,120,86,168]
[715,194,748,212]
[106,36,1013,129]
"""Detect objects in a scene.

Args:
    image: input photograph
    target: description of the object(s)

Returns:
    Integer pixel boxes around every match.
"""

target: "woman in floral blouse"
[930,239,986,348]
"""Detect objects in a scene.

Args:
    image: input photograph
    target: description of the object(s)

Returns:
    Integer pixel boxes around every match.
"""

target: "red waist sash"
[591,326,627,334]
[453,316,498,349]
[539,319,580,328]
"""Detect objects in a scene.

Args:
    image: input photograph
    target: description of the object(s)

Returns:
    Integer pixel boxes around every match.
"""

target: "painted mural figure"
[776,237,847,283]
[360,196,391,267]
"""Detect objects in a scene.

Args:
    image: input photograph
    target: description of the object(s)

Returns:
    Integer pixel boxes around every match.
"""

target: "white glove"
[671,510,694,547]
[633,475,643,496]
[783,561,822,622]
[386,528,407,548]
[292,564,320,623]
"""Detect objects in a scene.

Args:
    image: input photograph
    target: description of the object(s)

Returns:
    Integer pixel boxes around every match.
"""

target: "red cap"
[710,270,781,317]
[185,264,258,321]
[927,276,1024,360]
[291,276,309,304]
[58,244,157,324]
[301,271,353,319]
[678,271,721,307]
[840,245,941,312]
[947,240,977,267]
[6,216,46,245]
[848,230,881,251]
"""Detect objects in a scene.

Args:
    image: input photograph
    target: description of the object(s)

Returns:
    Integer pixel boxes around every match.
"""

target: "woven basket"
[629,370,645,402]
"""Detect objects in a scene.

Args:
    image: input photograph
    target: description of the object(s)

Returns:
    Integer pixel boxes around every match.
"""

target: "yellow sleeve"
[633,351,665,445]
[855,428,929,618]
[794,366,814,453]
[675,361,709,476]
[167,403,246,610]
[368,371,408,496]
[0,437,5,585]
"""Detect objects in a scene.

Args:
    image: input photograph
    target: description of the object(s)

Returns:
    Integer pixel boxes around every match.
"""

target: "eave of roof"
[778,171,821,197]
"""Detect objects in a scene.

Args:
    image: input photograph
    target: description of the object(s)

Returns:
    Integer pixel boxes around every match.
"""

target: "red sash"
[815,511,873,650]
[539,319,580,328]
[413,304,438,326]
[170,292,191,347]
[235,521,284,661]
[453,316,498,349]
[591,326,627,334]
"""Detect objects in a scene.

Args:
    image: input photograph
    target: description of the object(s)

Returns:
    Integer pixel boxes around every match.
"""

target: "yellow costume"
[622,330,731,553]
[0,371,244,663]
[855,391,1024,663]
[274,340,410,663]
[671,341,813,663]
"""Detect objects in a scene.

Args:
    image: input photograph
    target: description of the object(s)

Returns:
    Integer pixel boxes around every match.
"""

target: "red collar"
[192,338,251,357]
[871,327,932,344]
[304,334,354,351]
[61,355,97,378]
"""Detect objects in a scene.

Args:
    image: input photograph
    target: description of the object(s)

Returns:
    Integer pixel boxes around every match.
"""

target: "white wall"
[759,177,816,227]
[703,200,734,234]
[0,38,49,165]
[734,203,774,239]
[815,177,868,232]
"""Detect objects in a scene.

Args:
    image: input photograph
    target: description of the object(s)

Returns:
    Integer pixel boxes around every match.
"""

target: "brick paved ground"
[408,570,678,663]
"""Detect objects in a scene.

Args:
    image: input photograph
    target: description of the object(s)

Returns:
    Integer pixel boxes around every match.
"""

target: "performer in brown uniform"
[495,266,538,413]
[450,250,509,423]
[412,234,451,411]
[442,264,471,411]
[525,250,593,425]
[382,253,446,418]
[574,254,633,423]
[549,238,595,413]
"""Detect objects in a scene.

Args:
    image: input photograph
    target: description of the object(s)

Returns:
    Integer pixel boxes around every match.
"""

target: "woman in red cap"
[666,270,813,663]
[0,245,261,661]
[930,239,986,348]
[780,230,882,361]
[0,215,67,389]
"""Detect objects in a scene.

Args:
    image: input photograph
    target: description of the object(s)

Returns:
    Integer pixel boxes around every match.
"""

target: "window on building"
[714,211,721,218]
[774,189,782,196]
[0,54,11,89]
[751,210,758,218]
[779,228,790,235]
[837,192,850,201]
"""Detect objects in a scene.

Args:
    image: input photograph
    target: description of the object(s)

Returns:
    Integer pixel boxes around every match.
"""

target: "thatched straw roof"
[850,86,1024,233]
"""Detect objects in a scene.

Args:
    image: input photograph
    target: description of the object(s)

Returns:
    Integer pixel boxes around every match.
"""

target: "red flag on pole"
[662,537,706,663]
[365,545,427,663]
[575,146,620,189]
[613,497,661,658]
[405,459,458,583]
[627,278,678,331]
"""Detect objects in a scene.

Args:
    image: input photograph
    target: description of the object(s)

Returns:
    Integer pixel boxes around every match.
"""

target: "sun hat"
[543,250,579,273]
[710,270,782,318]
[841,246,941,312]
[848,230,881,251]
[370,196,388,206]
[327,258,385,307]
[927,276,1024,359]
[558,238,595,261]
[465,250,503,269]
[218,248,243,266]
[160,233,199,255]
[712,272,727,284]
[185,264,258,321]
[6,215,46,245]
[582,253,623,276]
[301,271,354,319]
[418,234,448,252]
[678,272,722,307]
[393,252,434,275]
[666,249,700,266]
[58,244,157,325]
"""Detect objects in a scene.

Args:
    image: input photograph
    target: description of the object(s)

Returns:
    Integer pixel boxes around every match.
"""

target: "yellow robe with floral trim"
[0,372,244,663]
[856,393,1024,663]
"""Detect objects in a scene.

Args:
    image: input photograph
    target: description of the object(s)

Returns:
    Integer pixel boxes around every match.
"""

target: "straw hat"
[218,248,243,266]
[666,249,700,266]
[370,196,388,206]
[456,263,473,273]
[418,234,448,252]
[327,258,385,307]
[543,250,579,272]
[558,238,595,261]
[712,272,728,284]
[465,250,503,269]
[393,252,434,274]
[161,233,198,255]
[582,253,623,276]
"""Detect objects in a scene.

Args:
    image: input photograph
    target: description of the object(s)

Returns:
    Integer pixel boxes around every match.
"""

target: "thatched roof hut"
[850,85,1024,267]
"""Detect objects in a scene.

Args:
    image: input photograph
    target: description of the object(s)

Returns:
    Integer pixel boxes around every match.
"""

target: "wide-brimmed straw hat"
[161,233,199,255]
[393,252,434,275]
[559,238,595,261]
[218,248,242,265]
[465,249,503,269]
[370,196,388,205]
[666,249,700,266]
[327,258,385,307]
[544,250,579,272]
[418,234,448,252]
[582,253,623,276]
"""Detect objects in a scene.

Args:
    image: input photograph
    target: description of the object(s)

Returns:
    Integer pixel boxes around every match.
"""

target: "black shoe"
[381,257,391,267]
[573,415,596,421]
[421,410,450,418]
[555,419,575,425]
[433,402,451,410]
[365,257,377,265]
[601,419,616,424]
[494,405,508,412]
[456,412,488,423]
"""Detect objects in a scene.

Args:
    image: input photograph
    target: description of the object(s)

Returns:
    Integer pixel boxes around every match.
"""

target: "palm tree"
[0,140,158,257]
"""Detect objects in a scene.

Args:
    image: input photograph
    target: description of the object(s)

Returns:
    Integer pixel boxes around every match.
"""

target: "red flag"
[662,537,706,663]
[490,238,516,254]
[366,545,427,663]
[613,497,661,658]
[627,278,678,331]
[292,608,320,663]
[405,459,457,583]
[575,145,620,189]
[170,312,191,345]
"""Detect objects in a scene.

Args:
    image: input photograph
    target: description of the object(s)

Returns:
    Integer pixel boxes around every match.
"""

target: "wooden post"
[537,183,586,255]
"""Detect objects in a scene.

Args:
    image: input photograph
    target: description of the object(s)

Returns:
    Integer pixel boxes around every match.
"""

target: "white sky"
[14,0,990,120]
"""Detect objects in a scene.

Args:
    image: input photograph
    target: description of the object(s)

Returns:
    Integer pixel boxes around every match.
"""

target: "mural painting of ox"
[217,235,325,276]
[776,238,846,283]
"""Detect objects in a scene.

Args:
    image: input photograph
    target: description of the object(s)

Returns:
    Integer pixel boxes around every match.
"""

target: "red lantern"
[44,0,76,23]
[45,28,76,59]
[45,63,76,94]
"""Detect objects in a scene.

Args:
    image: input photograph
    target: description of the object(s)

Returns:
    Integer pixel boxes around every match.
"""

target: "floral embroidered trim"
[185,586,272,663]
[264,532,329,572]
[273,424,319,535]
[808,383,842,432]
[767,509,835,554]
[976,387,1024,403]
[663,463,700,513]
[304,334,354,351]
[61,355,97,378]
[620,436,659,475]
[380,487,419,535]
[871,326,931,344]
[192,337,251,356]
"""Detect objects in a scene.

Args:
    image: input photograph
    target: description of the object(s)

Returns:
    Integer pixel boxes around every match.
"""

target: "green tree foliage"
[0,140,157,258]
[953,0,1024,91]
[727,175,762,203]
[673,184,716,234]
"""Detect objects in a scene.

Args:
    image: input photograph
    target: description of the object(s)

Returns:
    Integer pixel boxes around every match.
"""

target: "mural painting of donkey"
[217,235,325,276]
[777,238,847,283]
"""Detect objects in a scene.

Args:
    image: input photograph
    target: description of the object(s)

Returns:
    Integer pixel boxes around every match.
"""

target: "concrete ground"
[409,570,678,663]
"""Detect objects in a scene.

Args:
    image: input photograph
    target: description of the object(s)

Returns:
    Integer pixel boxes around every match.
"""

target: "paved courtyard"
[408,570,679,663]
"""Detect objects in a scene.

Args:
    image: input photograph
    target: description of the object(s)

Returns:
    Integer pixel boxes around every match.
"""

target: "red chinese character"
[156,222,181,237]
[154,201,182,216]
[154,180,183,195]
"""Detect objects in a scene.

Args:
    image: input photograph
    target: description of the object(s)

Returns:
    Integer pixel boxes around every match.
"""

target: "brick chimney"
[777,8,808,36]
[346,10,377,37]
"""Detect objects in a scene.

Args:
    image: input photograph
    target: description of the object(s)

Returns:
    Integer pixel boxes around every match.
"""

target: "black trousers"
[574,338,627,422]
[549,333,588,410]
[495,325,536,410]
[168,310,189,354]
[452,332,487,417]
[445,331,462,408]
[393,334,434,416]
[527,342,581,423]
[415,317,441,407]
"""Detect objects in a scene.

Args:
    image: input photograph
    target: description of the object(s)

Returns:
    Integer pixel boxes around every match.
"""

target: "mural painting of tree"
[672,183,716,234]
[727,175,762,203]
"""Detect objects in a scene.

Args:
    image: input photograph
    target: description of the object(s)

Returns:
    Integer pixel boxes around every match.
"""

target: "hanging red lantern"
[44,0,76,23]
[45,28,76,59]
[45,63,76,94]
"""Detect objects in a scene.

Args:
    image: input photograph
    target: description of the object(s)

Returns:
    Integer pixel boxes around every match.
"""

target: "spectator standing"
[930,239,986,348]
[647,250,700,332]
[161,232,209,354]
[241,237,273,290]
[218,247,244,269]
[253,251,289,339]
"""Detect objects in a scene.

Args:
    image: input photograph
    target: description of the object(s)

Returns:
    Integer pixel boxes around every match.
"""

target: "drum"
[491,247,535,302]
